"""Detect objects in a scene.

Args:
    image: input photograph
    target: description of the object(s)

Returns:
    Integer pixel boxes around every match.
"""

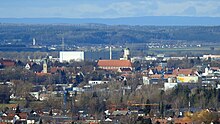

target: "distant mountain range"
[1,16,220,26]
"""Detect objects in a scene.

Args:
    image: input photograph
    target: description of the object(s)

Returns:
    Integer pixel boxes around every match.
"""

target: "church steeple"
[43,59,47,73]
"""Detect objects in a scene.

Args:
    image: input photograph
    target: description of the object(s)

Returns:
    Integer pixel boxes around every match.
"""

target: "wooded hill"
[0,24,220,46]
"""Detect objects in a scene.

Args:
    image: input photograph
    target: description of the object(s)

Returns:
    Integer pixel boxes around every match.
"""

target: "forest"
[0,24,220,46]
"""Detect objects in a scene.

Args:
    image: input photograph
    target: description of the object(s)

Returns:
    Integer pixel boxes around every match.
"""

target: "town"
[1,45,220,124]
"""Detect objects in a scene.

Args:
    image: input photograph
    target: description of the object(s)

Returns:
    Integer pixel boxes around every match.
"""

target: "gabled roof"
[0,59,15,67]
[172,69,194,76]
[98,60,132,67]
[149,74,162,79]
[163,74,176,79]
[35,72,51,76]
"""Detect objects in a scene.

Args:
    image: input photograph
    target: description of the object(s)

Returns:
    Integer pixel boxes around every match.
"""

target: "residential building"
[97,60,132,71]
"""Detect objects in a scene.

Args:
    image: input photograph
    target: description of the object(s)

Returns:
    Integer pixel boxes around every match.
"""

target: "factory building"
[59,51,84,62]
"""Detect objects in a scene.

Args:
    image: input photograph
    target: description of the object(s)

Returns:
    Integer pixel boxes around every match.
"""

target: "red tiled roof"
[174,117,192,124]
[149,74,162,79]
[163,74,176,79]
[172,69,193,76]
[153,118,168,123]
[36,72,51,76]
[0,60,15,66]
[98,60,132,67]
[211,67,219,70]
[50,67,64,73]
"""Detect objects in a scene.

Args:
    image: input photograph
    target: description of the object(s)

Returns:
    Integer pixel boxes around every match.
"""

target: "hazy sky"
[1,0,220,18]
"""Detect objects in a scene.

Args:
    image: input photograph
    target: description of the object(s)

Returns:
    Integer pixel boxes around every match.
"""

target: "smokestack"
[110,46,112,60]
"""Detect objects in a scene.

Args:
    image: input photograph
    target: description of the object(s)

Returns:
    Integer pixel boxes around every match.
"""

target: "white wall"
[143,76,150,85]
[88,81,109,85]
[59,51,84,62]
[164,82,178,91]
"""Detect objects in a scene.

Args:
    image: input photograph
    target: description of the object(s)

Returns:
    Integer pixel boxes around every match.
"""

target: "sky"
[1,0,220,18]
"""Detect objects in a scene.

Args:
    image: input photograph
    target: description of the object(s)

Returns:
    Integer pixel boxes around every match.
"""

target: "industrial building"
[59,51,84,62]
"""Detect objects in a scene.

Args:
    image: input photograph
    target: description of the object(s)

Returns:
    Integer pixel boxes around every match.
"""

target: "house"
[27,112,41,124]
[1,113,14,123]
[1,112,27,124]
[173,117,192,124]
[0,59,16,67]
[25,62,35,70]
[172,69,196,76]
[172,68,200,83]
[153,118,168,123]
[177,76,199,83]
[97,60,132,71]
[25,63,31,70]
[50,67,65,74]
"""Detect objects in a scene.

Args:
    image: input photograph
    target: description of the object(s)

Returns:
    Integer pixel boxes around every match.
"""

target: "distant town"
[1,24,220,124]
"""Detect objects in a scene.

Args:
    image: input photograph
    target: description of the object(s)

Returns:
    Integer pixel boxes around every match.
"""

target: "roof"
[210,67,219,71]
[98,60,132,67]
[0,59,15,67]
[172,69,194,76]
[174,117,192,123]
[35,72,51,76]
[163,74,176,79]
[149,74,162,79]
[153,118,168,123]
[50,67,65,73]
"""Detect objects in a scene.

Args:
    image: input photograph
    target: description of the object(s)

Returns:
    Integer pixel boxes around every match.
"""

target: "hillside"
[0,23,220,46]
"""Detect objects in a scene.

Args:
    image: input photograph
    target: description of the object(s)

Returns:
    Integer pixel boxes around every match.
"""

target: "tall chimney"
[110,46,112,60]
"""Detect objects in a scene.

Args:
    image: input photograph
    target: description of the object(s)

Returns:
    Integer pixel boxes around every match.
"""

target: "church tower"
[123,48,130,60]
[43,59,47,73]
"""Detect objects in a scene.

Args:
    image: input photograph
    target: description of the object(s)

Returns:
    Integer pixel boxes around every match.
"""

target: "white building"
[59,51,84,62]
[164,82,178,91]
[203,54,220,60]
[143,76,150,85]
[88,80,109,85]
